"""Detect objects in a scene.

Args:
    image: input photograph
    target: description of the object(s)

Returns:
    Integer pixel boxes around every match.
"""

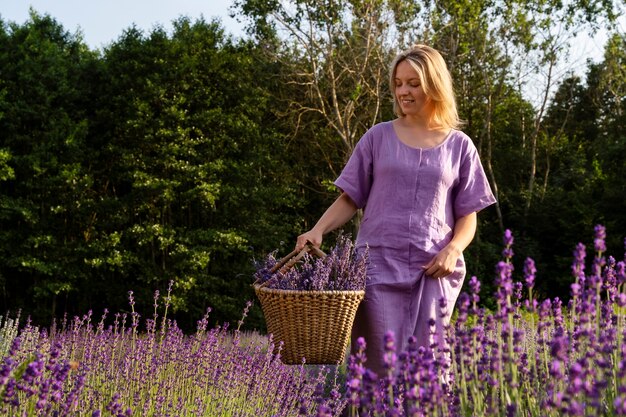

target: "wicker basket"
[253,244,365,365]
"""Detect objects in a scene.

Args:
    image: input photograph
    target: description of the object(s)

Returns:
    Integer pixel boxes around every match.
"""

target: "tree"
[234,0,424,236]
[235,0,414,157]
[84,18,303,328]
[0,13,302,329]
[0,11,98,320]
[518,32,626,300]
[591,32,626,255]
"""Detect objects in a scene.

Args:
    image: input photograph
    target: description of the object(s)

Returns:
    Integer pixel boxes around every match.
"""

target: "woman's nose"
[397,84,408,95]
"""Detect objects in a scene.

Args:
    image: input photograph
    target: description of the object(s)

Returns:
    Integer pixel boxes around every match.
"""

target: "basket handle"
[270,242,326,274]
[253,242,326,288]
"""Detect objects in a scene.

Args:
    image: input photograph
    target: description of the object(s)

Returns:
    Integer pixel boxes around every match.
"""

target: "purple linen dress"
[334,121,496,376]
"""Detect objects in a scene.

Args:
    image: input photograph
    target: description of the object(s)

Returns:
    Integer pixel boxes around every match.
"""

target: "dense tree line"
[0,3,624,329]
[0,12,302,329]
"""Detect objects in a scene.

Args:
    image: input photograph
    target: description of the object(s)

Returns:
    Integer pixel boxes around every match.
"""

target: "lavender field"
[1,225,625,416]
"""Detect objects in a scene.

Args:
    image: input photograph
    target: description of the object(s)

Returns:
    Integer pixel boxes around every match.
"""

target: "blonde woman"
[296,44,496,376]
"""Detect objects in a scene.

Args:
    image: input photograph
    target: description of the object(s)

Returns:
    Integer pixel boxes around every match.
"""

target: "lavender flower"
[3,224,626,417]
[254,235,368,291]
[502,229,514,260]
[468,275,480,302]
[615,396,626,416]
[572,242,587,284]
[496,261,514,315]
[524,257,536,290]
[617,261,626,286]
[594,224,607,276]
[383,331,397,373]
[604,256,618,301]
[594,224,607,253]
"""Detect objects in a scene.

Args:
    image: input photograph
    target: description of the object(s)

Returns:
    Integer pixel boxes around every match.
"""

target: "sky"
[0,0,246,49]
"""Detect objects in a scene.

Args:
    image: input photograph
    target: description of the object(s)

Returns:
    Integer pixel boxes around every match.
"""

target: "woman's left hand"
[422,244,461,279]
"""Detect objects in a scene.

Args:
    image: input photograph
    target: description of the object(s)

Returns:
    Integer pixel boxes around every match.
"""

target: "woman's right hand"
[294,192,358,251]
[295,229,323,251]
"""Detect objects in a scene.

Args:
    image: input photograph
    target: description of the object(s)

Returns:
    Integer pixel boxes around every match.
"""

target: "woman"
[296,44,496,376]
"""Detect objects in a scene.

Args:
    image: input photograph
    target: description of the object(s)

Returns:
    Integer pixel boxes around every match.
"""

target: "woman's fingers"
[295,232,322,251]
[422,254,455,278]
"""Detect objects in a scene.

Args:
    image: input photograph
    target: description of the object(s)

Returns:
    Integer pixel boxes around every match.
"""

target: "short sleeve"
[453,141,497,219]
[334,130,374,209]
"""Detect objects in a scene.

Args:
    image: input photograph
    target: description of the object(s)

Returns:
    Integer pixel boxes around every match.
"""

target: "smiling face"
[389,45,460,128]
[393,59,431,120]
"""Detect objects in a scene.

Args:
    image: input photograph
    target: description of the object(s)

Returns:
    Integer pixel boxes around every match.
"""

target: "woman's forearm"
[422,212,477,278]
[312,192,358,234]
[447,212,477,255]
[296,192,358,250]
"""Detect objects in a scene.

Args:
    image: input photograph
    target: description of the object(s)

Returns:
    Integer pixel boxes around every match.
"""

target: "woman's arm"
[295,192,358,250]
[422,211,477,279]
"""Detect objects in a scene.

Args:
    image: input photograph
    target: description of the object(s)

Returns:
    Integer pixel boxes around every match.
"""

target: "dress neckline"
[389,121,454,151]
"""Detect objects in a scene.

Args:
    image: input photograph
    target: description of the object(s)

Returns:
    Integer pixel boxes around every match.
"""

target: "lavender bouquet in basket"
[254,235,368,292]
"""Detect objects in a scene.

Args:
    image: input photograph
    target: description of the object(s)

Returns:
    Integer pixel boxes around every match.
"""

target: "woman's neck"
[392,117,451,149]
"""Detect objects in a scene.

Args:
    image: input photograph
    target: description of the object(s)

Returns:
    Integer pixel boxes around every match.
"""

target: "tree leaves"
[0,13,301,330]
[0,4,623,328]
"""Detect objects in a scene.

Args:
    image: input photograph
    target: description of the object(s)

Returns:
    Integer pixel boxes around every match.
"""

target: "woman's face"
[394,59,430,118]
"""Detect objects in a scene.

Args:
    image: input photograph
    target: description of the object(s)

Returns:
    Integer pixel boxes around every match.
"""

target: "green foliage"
[0,3,624,329]
[0,13,301,330]
[0,11,97,320]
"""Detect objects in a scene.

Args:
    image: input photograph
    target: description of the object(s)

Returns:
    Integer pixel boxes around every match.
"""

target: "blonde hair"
[389,44,461,129]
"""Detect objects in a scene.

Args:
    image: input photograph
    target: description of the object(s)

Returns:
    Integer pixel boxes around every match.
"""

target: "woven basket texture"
[254,285,365,365]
